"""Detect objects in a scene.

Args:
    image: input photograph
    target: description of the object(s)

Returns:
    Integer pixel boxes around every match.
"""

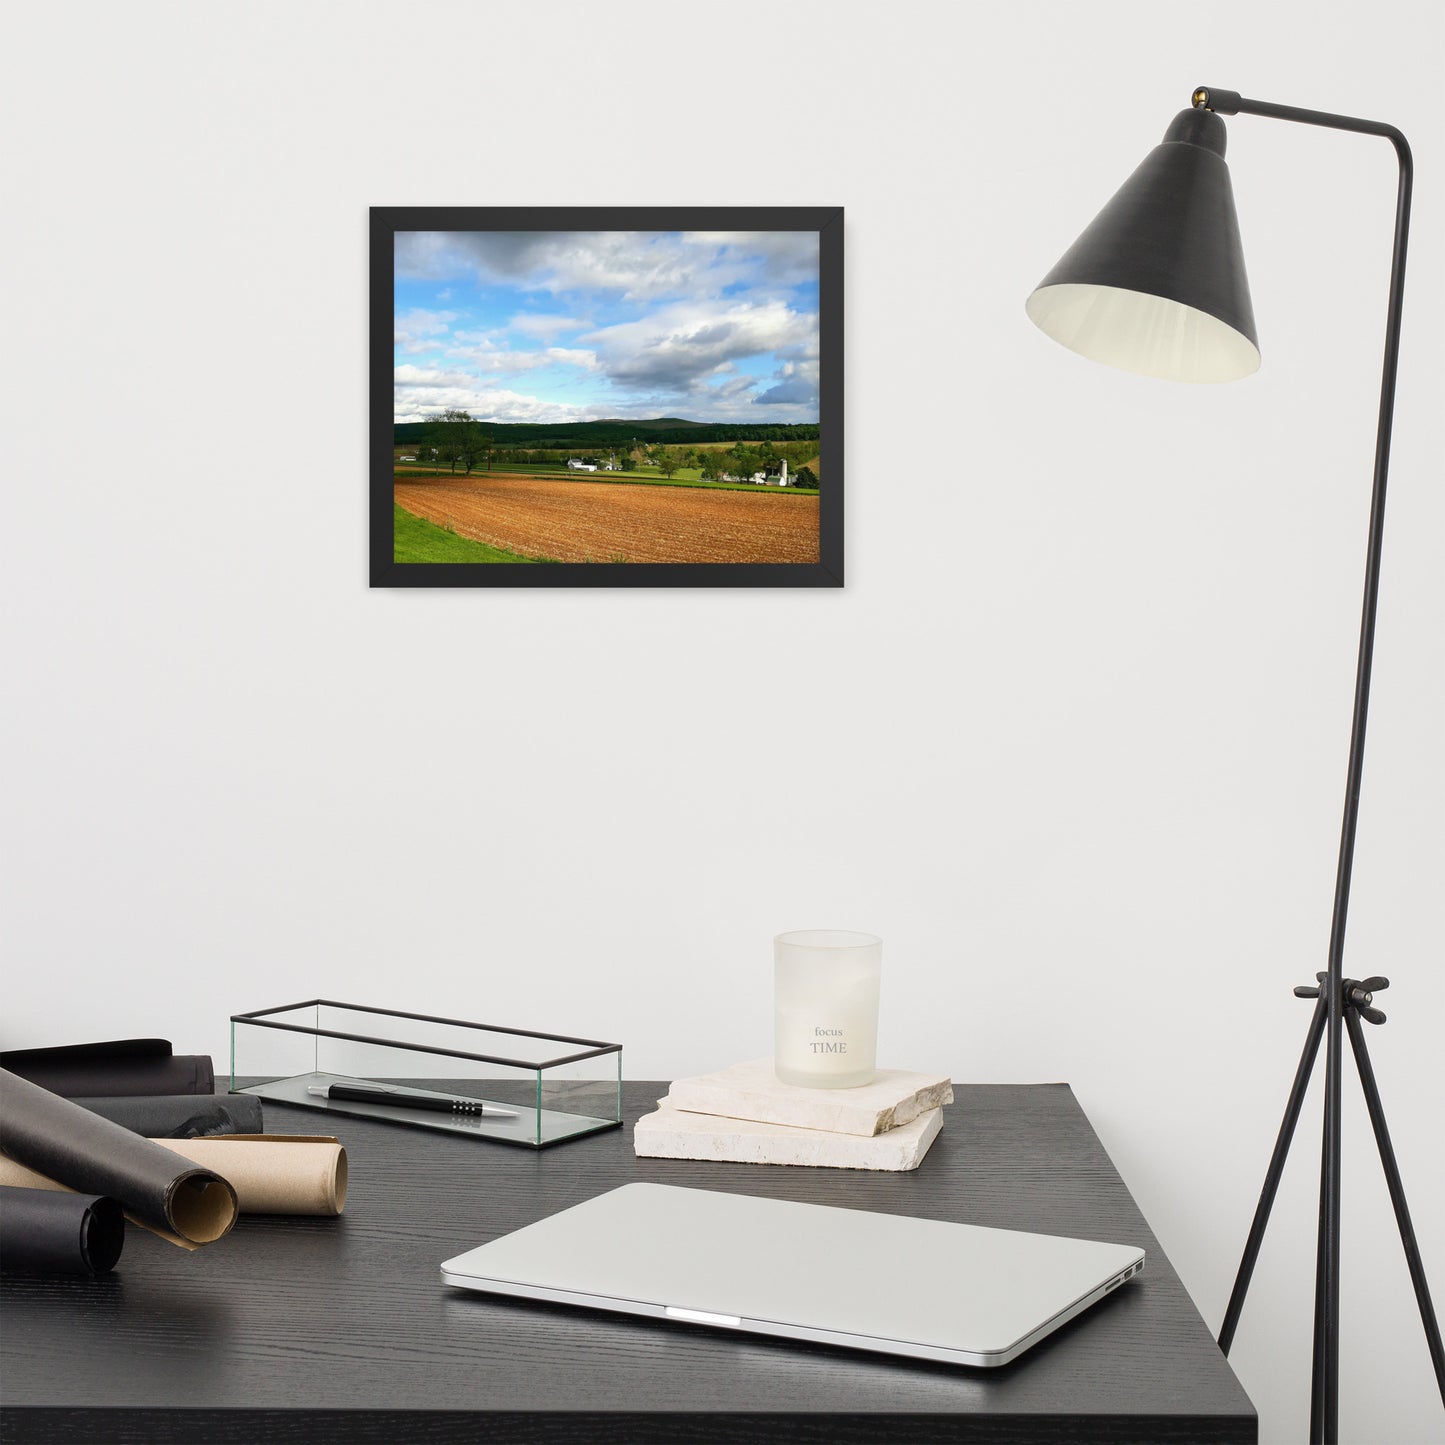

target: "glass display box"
[231,1000,622,1148]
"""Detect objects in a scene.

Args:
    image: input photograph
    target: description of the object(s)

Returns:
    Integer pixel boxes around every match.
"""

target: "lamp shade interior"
[1026,282,1260,383]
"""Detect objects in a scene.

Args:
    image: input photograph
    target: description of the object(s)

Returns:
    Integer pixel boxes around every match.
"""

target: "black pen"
[307,1080,517,1118]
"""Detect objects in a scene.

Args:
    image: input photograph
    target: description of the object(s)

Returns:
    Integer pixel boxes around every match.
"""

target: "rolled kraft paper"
[0,1040,214,1097]
[0,1070,237,1249]
[153,1137,348,1215]
[0,1185,125,1276]
[0,1137,347,1217]
[74,1093,265,1139]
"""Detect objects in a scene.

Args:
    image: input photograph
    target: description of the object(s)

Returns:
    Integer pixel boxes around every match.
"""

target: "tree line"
[395,418,819,448]
[551,440,819,487]
[657,440,818,485]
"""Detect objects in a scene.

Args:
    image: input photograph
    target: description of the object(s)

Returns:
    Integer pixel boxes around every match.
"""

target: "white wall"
[3,2,1441,1439]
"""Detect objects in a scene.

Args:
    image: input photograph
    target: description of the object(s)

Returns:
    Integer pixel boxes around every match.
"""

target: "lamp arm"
[1195,85,1414,1445]
[1193,86,1410,154]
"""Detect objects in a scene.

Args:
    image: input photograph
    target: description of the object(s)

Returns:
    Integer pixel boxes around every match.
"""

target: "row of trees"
[647,440,820,485]
[396,420,820,447]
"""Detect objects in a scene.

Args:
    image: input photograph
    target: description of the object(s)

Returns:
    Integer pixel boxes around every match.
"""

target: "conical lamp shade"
[1027,108,1259,383]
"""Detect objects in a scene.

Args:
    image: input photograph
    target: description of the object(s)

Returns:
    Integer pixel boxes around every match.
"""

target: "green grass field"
[392,504,541,563]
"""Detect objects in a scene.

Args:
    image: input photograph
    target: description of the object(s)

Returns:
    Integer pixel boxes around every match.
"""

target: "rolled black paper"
[0,1070,237,1247]
[0,1039,214,1098]
[73,1093,265,1139]
[0,1185,125,1275]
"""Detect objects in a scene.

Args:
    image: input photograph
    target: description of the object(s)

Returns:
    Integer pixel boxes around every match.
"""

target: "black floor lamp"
[1025,87,1442,1444]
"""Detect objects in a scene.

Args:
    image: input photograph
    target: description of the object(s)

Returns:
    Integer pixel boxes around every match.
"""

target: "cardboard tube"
[0,1070,236,1249]
[0,1137,347,1217]
[151,1137,348,1215]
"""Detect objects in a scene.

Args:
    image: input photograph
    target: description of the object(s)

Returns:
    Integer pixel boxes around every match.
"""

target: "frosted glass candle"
[773,930,882,1089]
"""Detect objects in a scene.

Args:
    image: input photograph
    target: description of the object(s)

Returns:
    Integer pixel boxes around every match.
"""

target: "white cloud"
[508,313,583,340]
[683,231,820,286]
[395,230,818,301]
[544,347,599,371]
[442,343,546,373]
[393,307,456,346]
[394,308,458,355]
[580,298,817,391]
[440,344,599,375]
[756,357,820,407]
[710,375,759,399]
[394,385,626,426]
[393,364,481,388]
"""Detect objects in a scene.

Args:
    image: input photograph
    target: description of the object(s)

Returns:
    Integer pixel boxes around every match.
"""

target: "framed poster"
[371,208,842,587]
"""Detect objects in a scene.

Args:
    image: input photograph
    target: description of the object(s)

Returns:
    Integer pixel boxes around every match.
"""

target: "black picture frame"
[370,207,842,588]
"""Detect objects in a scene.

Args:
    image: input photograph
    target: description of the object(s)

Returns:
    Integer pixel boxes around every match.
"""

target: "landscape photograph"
[372,212,841,584]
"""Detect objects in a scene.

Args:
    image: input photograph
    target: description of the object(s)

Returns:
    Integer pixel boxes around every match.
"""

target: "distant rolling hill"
[587,417,706,432]
[394,418,818,447]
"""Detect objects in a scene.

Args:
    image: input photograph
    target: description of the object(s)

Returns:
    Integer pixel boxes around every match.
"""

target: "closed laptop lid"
[441,1182,1144,1363]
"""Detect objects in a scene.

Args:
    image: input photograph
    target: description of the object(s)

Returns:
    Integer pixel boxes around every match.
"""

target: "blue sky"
[394,231,819,426]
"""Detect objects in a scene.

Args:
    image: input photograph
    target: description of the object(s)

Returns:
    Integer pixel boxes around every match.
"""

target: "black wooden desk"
[0,1083,1255,1443]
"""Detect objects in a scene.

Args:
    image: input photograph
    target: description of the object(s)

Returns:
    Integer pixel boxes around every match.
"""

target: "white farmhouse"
[720,459,792,486]
[566,458,598,472]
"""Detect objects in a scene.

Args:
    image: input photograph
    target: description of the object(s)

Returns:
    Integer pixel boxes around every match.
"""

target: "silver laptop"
[441,1182,1144,1367]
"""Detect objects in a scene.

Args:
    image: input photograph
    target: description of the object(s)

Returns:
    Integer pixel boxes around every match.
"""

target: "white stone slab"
[634,1098,944,1171]
[665,1058,953,1137]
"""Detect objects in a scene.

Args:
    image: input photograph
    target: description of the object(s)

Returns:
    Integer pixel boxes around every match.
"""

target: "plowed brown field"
[394,473,819,564]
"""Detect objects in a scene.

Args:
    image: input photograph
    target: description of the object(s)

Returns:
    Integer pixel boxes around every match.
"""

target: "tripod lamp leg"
[1345,1009,1445,1404]
[1219,993,1328,1355]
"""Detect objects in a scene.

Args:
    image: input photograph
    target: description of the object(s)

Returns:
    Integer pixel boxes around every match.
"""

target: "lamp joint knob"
[1192,86,1242,115]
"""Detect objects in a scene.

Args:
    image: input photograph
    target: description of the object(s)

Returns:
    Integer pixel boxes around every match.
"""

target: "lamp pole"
[1028,85,1440,1442]
[1190,88,1436,1445]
